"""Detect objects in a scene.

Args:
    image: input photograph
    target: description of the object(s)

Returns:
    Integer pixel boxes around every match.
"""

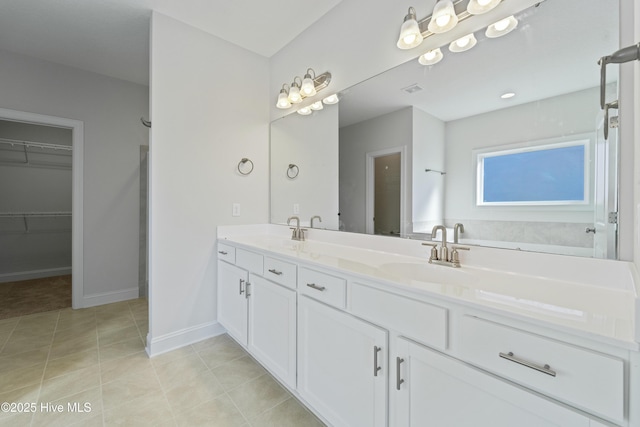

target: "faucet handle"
[422,242,439,262]
[451,244,470,251]
[299,228,307,241]
[450,245,470,267]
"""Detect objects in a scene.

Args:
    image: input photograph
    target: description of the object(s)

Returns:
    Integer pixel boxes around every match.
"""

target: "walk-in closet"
[0,119,72,319]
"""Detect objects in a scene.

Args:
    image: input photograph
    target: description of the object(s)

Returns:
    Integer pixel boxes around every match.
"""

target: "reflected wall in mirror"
[271,0,621,258]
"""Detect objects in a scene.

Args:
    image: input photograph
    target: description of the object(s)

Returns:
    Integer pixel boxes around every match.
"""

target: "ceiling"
[0,0,342,86]
[338,0,619,126]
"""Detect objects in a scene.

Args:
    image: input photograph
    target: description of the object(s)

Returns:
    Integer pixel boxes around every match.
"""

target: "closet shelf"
[0,212,72,233]
[0,137,72,169]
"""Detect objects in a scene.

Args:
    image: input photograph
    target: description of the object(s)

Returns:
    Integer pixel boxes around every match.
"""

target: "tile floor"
[0,298,325,426]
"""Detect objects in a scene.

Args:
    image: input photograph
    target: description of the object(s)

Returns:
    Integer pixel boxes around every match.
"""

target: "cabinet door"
[298,296,387,427]
[393,338,590,427]
[217,261,248,346]
[248,274,296,389]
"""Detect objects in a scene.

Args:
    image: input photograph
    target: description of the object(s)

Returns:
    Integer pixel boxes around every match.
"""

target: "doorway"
[0,108,83,310]
[366,147,405,236]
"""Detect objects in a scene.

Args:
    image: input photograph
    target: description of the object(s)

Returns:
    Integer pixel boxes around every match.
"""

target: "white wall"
[412,108,445,234]
[0,49,148,304]
[148,12,269,355]
[270,105,339,230]
[339,108,412,234]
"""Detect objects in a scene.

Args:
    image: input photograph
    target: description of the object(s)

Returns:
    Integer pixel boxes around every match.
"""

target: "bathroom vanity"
[217,224,640,427]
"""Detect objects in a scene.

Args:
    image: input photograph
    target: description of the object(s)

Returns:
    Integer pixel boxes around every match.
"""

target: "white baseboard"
[0,267,72,283]
[81,287,140,308]
[146,321,226,357]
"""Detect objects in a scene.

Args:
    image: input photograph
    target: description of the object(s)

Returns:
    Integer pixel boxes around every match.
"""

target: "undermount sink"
[378,262,477,287]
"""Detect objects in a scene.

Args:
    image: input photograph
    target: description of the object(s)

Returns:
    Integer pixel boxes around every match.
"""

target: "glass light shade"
[486,15,518,38]
[467,0,501,15]
[418,48,444,65]
[323,94,339,105]
[449,33,477,52]
[297,106,312,115]
[397,18,423,49]
[288,85,302,104]
[301,74,317,97]
[427,0,458,34]
[310,101,324,111]
[276,91,291,109]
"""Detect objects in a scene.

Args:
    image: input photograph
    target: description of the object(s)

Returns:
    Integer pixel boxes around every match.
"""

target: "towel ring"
[287,164,299,179]
[238,158,254,175]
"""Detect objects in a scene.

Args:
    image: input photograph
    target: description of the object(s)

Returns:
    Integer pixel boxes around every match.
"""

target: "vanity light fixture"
[467,0,501,15]
[288,77,303,104]
[486,15,518,38]
[397,7,424,49]
[301,69,318,97]
[275,70,332,109]
[276,84,292,109]
[449,33,477,52]
[322,94,339,105]
[418,48,444,65]
[428,0,458,33]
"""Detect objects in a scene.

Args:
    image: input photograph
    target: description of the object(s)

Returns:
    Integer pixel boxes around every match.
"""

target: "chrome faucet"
[453,223,464,244]
[422,224,470,268]
[287,216,306,241]
[310,215,322,228]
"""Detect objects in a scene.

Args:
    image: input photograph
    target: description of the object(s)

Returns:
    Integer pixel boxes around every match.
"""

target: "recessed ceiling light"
[501,92,516,99]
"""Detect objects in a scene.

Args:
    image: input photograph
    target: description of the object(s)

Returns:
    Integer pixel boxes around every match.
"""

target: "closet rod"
[0,211,72,218]
[0,137,73,152]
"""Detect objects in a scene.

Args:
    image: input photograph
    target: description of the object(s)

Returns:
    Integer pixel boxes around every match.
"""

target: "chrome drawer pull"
[245,282,251,299]
[218,250,228,255]
[396,357,405,390]
[239,279,245,295]
[373,346,382,377]
[499,352,556,377]
[306,283,326,291]
[268,268,283,275]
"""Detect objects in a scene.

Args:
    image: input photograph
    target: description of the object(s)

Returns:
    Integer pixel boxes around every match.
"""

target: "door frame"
[365,146,406,235]
[0,108,84,308]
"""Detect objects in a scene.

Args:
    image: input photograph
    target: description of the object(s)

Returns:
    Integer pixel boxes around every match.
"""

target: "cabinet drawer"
[236,248,263,274]
[217,242,236,263]
[351,283,447,351]
[459,316,624,423]
[299,268,346,309]
[263,257,297,289]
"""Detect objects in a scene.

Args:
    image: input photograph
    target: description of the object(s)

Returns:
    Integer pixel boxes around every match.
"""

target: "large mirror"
[270,0,620,259]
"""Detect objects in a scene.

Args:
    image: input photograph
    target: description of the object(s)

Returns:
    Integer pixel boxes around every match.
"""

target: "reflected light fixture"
[418,48,444,65]
[310,101,324,111]
[427,0,458,34]
[449,33,477,53]
[323,94,339,105]
[297,106,312,116]
[501,92,516,99]
[275,70,332,109]
[301,69,317,97]
[467,0,501,15]
[397,7,424,49]
[486,15,518,38]
[276,84,291,109]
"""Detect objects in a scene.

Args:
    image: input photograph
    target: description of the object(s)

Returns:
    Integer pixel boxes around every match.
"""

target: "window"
[476,139,589,206]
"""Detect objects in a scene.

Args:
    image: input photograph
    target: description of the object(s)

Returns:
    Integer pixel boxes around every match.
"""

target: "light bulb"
[301,71,316,97]
[418,48,443,65]
[297,106,312,115]
[288,85,302,103]
[276,91,291,109]
[478,0,491,5]
[435,14,450,27]
[467,0,501,14]
[310,101,324,111]
[427,0,458,34]
[456,37,470,48]
[486,15,517,38]
[449,33,476,52]
[397,9,423,49]
[494,18,510,31]
[323,94,339,105]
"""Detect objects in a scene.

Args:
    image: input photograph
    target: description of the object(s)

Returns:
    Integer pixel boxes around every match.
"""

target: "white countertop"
[218,225,639,350]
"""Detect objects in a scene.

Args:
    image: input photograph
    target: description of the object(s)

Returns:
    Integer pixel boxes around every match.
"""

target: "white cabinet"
[393,337,591,427]
[217,261,249,345]
[248,274,297,389]
[298,295,387,427]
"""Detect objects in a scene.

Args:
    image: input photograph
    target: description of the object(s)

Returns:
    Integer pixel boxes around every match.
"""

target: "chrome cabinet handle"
[306,283,326,291]
[396,357,405,390]
[373,346,382,377]
[268,268,283,276]
[499,352,556,377]
[245,282,251,299]
[239,279,245,295]
[218,250,228,255]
